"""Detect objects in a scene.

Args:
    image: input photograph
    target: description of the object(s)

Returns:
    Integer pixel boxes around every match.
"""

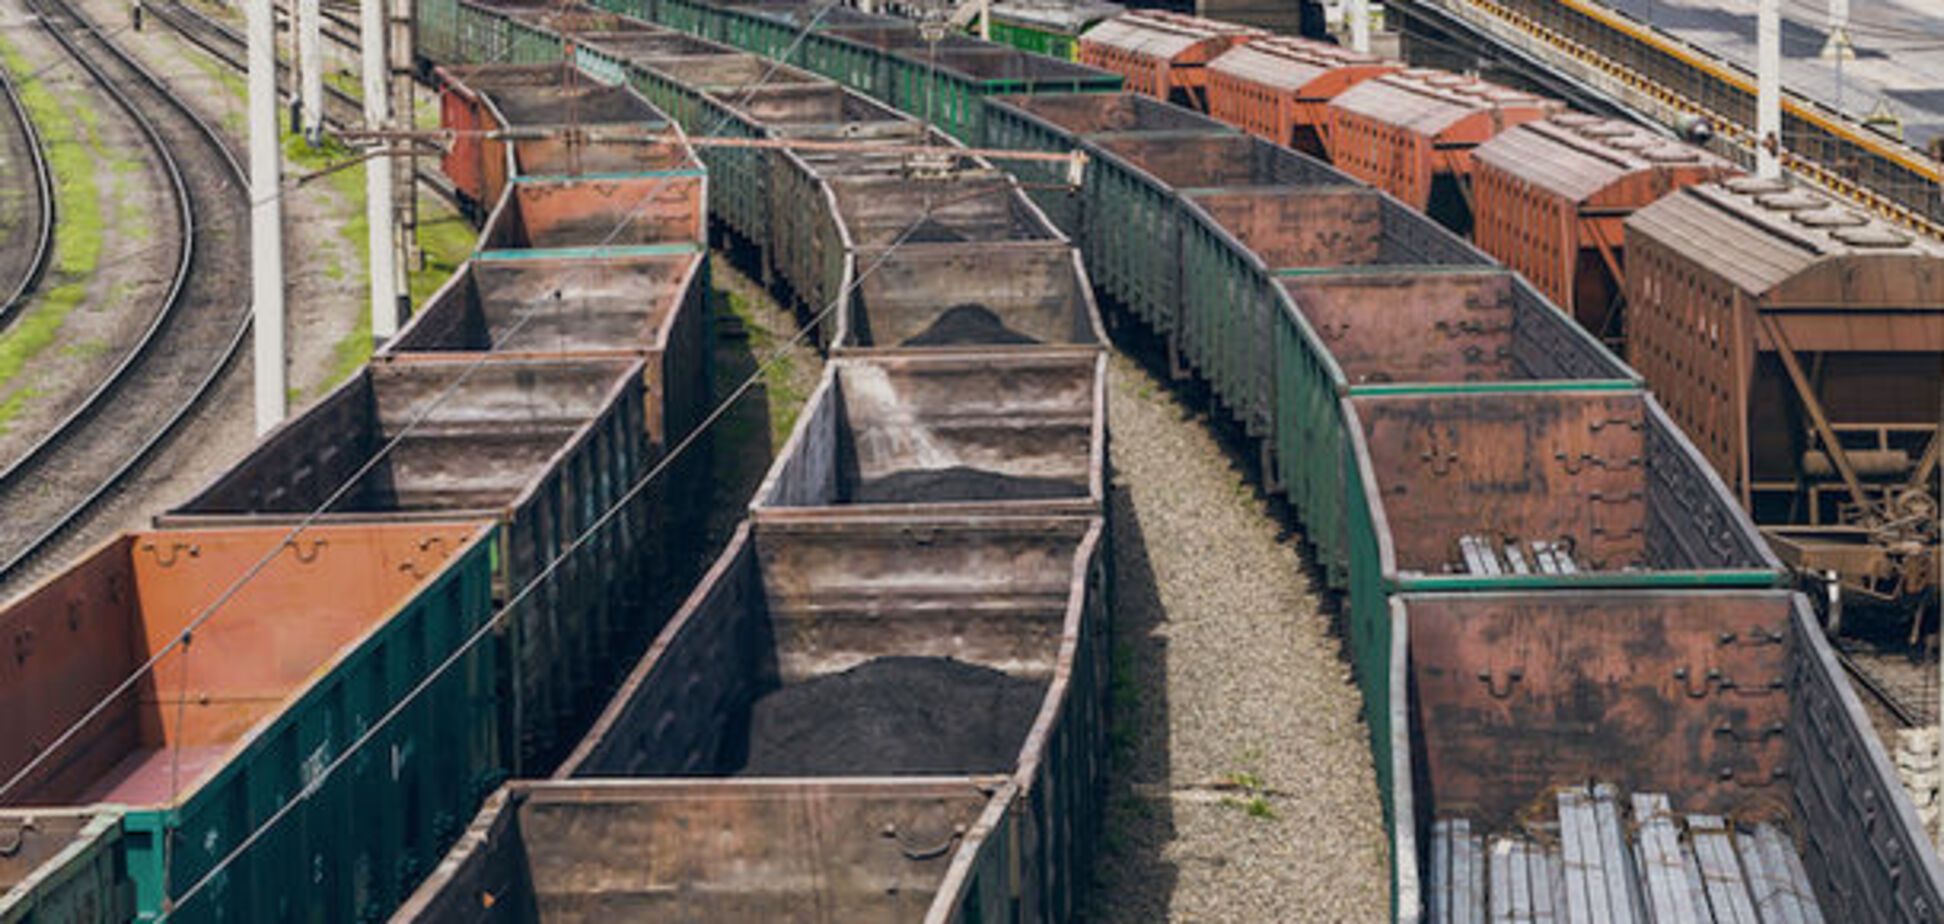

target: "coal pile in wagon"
[739,656,1046,775]
[901,303,1041,347]
[856,465,1084,504]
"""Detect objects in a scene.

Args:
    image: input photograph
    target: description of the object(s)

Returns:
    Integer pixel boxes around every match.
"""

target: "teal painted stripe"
[1387,569,1788,592]
[513,168,706,183]
[1348,379,1640,396]
[477,243,702,261]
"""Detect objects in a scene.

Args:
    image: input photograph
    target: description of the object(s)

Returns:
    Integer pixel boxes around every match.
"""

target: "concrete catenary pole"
[1756,0,1781,178]
[248,0,286,433]
[1820,0,1854,61]
[1348,0,1371,55]
[298,0,323,141]
[361,0,400,340]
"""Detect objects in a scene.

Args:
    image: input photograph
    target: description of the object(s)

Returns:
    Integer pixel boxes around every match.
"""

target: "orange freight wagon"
[1076,10,1261,108]
[1325,69,1559,234]
[1205,35,1398,158]
[1472,114,1736,343]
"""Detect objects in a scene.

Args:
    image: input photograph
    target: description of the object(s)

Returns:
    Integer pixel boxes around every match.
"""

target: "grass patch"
[59,338,109,359]
[0,387,41,433]
[410,196,476,305]
[0,36,108,416]
[713,278,807,447]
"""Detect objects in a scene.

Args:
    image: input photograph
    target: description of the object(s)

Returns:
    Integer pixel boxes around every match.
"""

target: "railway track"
[147,0,460,204]
[1839,644,1939,730]
[0,0,251,585]
[0,59,54,323]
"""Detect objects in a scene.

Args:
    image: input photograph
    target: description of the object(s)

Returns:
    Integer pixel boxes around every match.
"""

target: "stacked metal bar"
[1430,785,1827,924]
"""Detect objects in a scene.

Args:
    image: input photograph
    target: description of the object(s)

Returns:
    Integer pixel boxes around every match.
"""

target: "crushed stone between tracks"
[1088,352,1389,923]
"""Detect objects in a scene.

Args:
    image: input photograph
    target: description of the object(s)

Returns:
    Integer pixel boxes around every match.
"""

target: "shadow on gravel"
[1082,481,1180,920]
[1101,305,1346,622]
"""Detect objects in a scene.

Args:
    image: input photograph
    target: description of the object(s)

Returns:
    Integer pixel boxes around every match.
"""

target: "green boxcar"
[1179,184,1628,589]
[981,92,1223,237]
[1340,388,1784,866]
[0,812,130,924]
[1387,590,1944,922]
[160,356,654,776]
[0,523,501,923]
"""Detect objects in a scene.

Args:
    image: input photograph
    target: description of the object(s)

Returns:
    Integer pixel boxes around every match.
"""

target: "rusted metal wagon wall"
[389,253,708,451]
[1204,35,1398,158]
[479,174,707,253]
[1389,591,1944,922]
[1472,115,1737,344]
[437,62,687,218]
[1627,177,1944,620]
[159,356,652,775]
[1074,11,1259,107]
[983,92,1219,235]
[0,811,129,923]
[1083,125,1349,359]
[551,515,1109,923]
[391,778,1015,922]
[1326,70,1561,235]
[752,352,1106,518]
[0,523,499,922]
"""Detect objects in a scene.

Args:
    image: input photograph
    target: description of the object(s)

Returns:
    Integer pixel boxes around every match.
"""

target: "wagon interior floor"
[899,304,1040,347]
[76,745,233,806]
[737,656,1045,776]
[1429,783,1827,924]
[854,466,1084,504]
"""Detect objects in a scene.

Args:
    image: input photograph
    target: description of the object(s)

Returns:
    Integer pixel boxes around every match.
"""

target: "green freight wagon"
[0,812,129,924]
[0,523,500,923]
[983,92,1232,236]
[159,356,654,775]
[987,0,1124,61]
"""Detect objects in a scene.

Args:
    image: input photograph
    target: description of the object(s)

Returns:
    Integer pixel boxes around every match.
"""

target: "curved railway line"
[0,0,251,585]
[0,62,54,323]
[147,0,461,203]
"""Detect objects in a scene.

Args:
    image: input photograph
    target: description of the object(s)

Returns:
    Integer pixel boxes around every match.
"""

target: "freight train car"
[989,0,1123,61]
[402,5,1944,922]
[980,88,1926,922]
[159,356,655,777]
[1387,590,1944,921]
[397,13,1117,924]
[393,777,1019,921]
[508,0,1131,140]
[1203,34,1398,158]
[436,62,689,219]
[1325,69,1560,235]
[1471,113,1737,344]
[0,522,499,922]
[1074,10,1260,107]
[1626,177,1944,626]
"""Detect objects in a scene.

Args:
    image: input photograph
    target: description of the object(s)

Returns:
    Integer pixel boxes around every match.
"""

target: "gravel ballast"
[1088,353,1389,922]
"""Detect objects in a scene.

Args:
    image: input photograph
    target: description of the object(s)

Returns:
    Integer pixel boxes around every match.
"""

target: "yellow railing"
[1448,0,1943,240]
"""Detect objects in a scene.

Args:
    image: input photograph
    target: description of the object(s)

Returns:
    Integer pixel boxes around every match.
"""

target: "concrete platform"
[1594,0,1944,148]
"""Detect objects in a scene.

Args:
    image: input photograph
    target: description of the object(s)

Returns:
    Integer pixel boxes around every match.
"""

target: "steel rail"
[146,0,462,205]
[1836,646,1924,729]
[0,0,251,586]
[0,58,55,325]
